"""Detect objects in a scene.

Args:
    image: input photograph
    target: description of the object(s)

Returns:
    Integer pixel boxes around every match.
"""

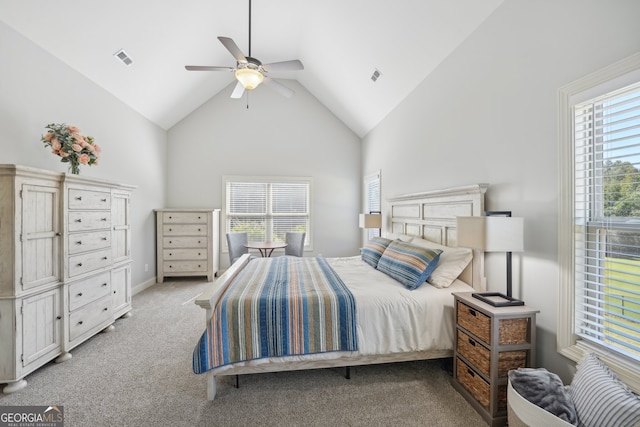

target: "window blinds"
[364,172,381,239]
[573,82,640,360]
[226,178,310,244]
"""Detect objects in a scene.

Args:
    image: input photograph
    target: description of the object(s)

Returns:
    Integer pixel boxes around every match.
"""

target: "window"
[223,176,311,248]
[364,171,381,240]
[559,53,640,392]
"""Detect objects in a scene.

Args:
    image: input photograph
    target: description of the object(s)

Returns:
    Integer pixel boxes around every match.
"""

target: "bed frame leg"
[345,366,351,380]
[206,372,218,401]
[235,375,240,388]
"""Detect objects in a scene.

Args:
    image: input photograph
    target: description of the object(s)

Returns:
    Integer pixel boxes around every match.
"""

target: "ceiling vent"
[371,68,382,82]
[114,49,133,66]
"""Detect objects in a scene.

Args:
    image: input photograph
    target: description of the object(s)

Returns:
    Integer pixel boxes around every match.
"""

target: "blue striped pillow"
[376,240,442,290]
[569,353,640,427]
[361,237,392,268]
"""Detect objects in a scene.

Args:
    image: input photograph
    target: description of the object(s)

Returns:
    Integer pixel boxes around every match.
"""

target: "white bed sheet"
[207,256,474,375]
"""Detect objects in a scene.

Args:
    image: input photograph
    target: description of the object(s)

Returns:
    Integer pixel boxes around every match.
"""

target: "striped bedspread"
[193,256,358,374]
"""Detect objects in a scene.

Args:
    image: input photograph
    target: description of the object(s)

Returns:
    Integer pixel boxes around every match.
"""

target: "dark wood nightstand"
[451,292,539,427]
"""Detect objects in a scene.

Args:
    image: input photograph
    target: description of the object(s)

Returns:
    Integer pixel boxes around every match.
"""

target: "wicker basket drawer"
[457,357,490,409]
[457,301,491,343]
[457,358,508,413]
[457,329,528,378]
[457,301,530,345]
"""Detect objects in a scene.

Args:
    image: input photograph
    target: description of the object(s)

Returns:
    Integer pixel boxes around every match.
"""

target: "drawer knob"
[77,292,83,297]
[113,290,116,294]
[169,228,172,231]
[76,196,82,201]
[56,316,62,320]
[198,253,201,256]
[102,283,108,287]
[76,241,82,245]
[468,308,477,317]
[198,241,201,244]
[198,216,201,219]
[102,237,108,241]
[77,262,83,267]
[103,256,108,260]
[101,198,107,202]
[78,320,83,325]
[198,228,201,231]
[103,307,108,311]
[55,232,61,236]
[169,216,172,219]
[75,218,82,223]
[169,253,172,256]
[169,265,173,268]
[468,338,476,347]
[101,218,107,221]
[169,241,172,244]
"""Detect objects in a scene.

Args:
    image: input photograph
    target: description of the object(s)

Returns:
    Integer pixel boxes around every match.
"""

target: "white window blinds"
[225,177,311,245]
[573,81,640,361]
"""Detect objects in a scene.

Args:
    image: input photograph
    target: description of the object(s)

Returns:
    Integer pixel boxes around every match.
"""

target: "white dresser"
[0,165,134,393]
[155,209,220,283]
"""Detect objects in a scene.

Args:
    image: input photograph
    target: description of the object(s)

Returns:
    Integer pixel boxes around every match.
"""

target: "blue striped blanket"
[193,256,358,374]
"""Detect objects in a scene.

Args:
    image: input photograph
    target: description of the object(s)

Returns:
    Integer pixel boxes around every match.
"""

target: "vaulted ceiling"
[0,0,503,137]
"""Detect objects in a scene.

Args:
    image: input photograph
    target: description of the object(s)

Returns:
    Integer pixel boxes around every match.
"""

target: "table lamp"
[359,211,382,236]
[456,211,524,306]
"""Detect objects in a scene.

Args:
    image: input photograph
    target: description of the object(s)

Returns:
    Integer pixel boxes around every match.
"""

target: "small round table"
[244,241,288,257]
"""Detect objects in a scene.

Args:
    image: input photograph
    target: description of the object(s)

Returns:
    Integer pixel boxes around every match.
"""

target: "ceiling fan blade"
[262,60,304,73]
[230,81,246,99]
[262,77,294,98]
[218,37,247,63]
[185,65,235,71]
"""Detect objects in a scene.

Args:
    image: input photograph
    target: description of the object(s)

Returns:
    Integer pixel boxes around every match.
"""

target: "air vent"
[371,68,382,82]
[114,49,133,66]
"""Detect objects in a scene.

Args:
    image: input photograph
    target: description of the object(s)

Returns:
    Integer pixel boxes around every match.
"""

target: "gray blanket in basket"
[508,368,578,425]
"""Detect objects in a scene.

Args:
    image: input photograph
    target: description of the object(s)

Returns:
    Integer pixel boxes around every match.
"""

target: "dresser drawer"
[68,230,111,255]
[457,329,527,378]
[68,188,111,210]
[163,248,207,260]
[68,272,111,311]
[162,212,208,224]
[68,248,112,277]
[163,236,208,248]
[69,294,112,341]
[162,224,207,236]
[163,260,208,273]
[68,211,112,232]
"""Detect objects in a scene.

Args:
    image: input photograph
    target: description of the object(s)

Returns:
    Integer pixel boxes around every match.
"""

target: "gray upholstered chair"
[226,232,249,265]
[284,232,306,257]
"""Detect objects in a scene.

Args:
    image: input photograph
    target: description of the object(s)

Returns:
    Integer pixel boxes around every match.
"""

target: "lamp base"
[472,292,524,307]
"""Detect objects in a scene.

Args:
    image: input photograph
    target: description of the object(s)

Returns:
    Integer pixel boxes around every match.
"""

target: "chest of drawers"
[452,292,538,427]
[0,165,134,394]
[155,209,220,282]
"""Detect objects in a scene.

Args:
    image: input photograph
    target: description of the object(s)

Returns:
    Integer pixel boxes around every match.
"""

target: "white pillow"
[409,237,473,288]
[381,232,414,242]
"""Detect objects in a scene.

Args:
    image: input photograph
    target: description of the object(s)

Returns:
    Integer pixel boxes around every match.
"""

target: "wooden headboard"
[386,184,488,291]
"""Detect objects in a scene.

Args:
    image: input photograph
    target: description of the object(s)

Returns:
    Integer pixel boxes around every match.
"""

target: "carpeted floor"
[0,278,484,426]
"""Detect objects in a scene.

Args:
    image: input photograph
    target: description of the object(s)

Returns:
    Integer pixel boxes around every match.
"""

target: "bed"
[194,184,488,400]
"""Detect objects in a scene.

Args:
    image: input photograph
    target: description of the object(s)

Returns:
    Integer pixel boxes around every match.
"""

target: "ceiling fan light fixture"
[235,68,264,90]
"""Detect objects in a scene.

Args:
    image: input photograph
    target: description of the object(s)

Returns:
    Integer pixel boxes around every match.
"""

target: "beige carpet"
[0,278,484,426]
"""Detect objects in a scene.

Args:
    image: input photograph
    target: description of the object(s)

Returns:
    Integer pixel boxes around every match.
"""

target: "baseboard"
[133,276,157,296]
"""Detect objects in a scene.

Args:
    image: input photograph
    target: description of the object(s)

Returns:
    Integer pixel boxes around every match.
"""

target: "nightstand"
[451,292,538,427]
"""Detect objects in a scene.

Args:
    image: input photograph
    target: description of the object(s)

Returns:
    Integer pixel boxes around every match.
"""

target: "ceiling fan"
[185,0,304,99]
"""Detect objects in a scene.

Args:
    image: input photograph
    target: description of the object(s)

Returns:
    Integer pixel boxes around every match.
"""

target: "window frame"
[558,52,640,393]
[363,170,381,241]
[222,175,313,253]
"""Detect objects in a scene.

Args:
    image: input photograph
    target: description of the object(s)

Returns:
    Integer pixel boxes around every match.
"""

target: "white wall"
[362,0,640,382]
[0,21,167,290]
[167,80,361,268]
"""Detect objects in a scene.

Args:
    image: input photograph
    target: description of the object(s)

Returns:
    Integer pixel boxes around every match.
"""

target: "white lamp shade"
[456,216,524,252]
[359,213,382,229]
[235,68,264,90]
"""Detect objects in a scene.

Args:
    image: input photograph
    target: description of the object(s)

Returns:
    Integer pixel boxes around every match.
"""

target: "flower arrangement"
[41,123,100,175]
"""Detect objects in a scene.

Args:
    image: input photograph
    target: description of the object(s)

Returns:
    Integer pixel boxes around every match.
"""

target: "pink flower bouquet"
[41,123,100,174]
